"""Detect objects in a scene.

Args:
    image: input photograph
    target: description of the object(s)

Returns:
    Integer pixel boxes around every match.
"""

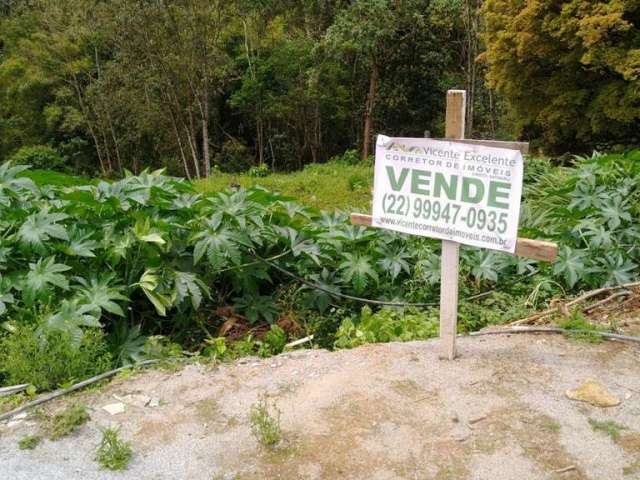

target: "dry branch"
[509,282,640,326]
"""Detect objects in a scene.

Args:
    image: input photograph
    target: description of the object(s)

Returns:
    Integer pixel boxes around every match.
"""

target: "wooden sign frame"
[351,90,558,360]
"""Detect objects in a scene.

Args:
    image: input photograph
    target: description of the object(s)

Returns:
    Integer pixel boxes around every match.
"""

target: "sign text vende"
[372,135,523,253]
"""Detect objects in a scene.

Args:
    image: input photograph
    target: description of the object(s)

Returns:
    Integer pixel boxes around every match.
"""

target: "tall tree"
[483,0,640,153]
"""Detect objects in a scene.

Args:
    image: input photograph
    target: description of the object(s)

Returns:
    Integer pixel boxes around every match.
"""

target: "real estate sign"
[372,135,524,253]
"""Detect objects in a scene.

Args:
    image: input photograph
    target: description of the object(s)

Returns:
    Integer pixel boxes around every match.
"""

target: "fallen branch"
[0,360,159,423]
[469,327,640,344]
[553,465,576,474]
[285,335,314,349]
[583,290,630,313]
[0,384,29,398]
[510,282,640,326]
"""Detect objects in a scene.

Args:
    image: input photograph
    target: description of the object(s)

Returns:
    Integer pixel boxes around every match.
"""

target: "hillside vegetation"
[1,150,638,393]
[1,1,638,177]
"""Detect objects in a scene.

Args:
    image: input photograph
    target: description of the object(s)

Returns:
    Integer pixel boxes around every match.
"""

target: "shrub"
[0,326,112,391]
[9,146,67,172]
[248,164,270,178]
[334,306,439,349]
[258,325,287,357]
[96,427,133,470]
[214,139,254,173]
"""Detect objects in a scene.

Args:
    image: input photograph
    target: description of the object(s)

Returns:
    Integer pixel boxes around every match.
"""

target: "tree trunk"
[362,63,379,161]
[202,87,211,177]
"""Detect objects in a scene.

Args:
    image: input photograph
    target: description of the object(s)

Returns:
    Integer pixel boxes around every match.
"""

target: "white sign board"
[372,135,523,253]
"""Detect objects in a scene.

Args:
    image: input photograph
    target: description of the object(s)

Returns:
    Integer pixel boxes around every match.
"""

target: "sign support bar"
[439,90,466,360]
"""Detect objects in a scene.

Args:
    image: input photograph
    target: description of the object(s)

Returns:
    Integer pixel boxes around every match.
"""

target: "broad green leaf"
[23,256,71,304]
[18,209,69,250]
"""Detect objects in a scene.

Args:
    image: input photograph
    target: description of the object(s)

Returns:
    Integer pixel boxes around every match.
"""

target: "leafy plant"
[258,325,288,357]
[96,427,133,470]
[334,306,438,349]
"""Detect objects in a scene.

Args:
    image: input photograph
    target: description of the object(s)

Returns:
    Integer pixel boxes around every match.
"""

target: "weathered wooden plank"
[434,138,530,155]
[441,90,466,360]
[445,90,466,140]
[350,213,559,262]
[440,240,459,360]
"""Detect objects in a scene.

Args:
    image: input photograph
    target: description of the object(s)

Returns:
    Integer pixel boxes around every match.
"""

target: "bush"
[334,306,439,349]
[248,164,270,178]
[0,326,112,390]
[214,139,254,173]
[9,146,67,172]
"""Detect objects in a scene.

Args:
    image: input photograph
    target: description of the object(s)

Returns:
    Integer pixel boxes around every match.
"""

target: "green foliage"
[248,165,270,178]
[483,0,640,153]
[96,427,133,470]
[524,151,640,290]
[215,140,255,174]
[258,325,287,357]
[18,435,42,450]
[334,306,438,349]
[0,148,637,385]
[47,404,90,440]
[9,146,67,172]
[249,396,282,447]
[0,326,112,390]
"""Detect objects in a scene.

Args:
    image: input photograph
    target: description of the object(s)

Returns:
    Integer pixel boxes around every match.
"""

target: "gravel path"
[1,333,640,479]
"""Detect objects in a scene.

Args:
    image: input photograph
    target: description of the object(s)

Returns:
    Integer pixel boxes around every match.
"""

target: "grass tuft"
[589,418,626,441]
[96,427,133,470]
[47,404,90,440]
[249,396,282,447]
[18,435,42,450]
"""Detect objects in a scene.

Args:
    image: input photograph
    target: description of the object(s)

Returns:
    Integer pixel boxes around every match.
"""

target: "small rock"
[103,402,126,415]
[148,397,160,408]
[13,412,28,420]
[565,379,621,407]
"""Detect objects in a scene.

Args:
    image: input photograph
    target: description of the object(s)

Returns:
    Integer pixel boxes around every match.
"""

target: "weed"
[560,312,604,343]
[249,396,282,447]
[0,393,27,414]
[589,418,626,441]
[18,435,41,450]
[47,404,90,440]
[542,420,561,433]
[96,427,133,470]
[196,399,221,421]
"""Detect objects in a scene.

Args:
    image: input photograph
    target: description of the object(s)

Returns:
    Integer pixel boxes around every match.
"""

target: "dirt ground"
[1,333,640,480]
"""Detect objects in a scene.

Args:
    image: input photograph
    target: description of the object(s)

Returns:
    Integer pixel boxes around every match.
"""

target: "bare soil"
[1,334,640,479]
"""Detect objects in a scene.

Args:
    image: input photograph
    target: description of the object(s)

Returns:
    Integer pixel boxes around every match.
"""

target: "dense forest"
[0,0,639,178]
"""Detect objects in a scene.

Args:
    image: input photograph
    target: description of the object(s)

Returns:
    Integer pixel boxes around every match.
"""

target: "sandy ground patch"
[1,333,639,479]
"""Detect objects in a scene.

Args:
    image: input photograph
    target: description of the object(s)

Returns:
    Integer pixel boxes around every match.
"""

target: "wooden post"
[440,90,466,360]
